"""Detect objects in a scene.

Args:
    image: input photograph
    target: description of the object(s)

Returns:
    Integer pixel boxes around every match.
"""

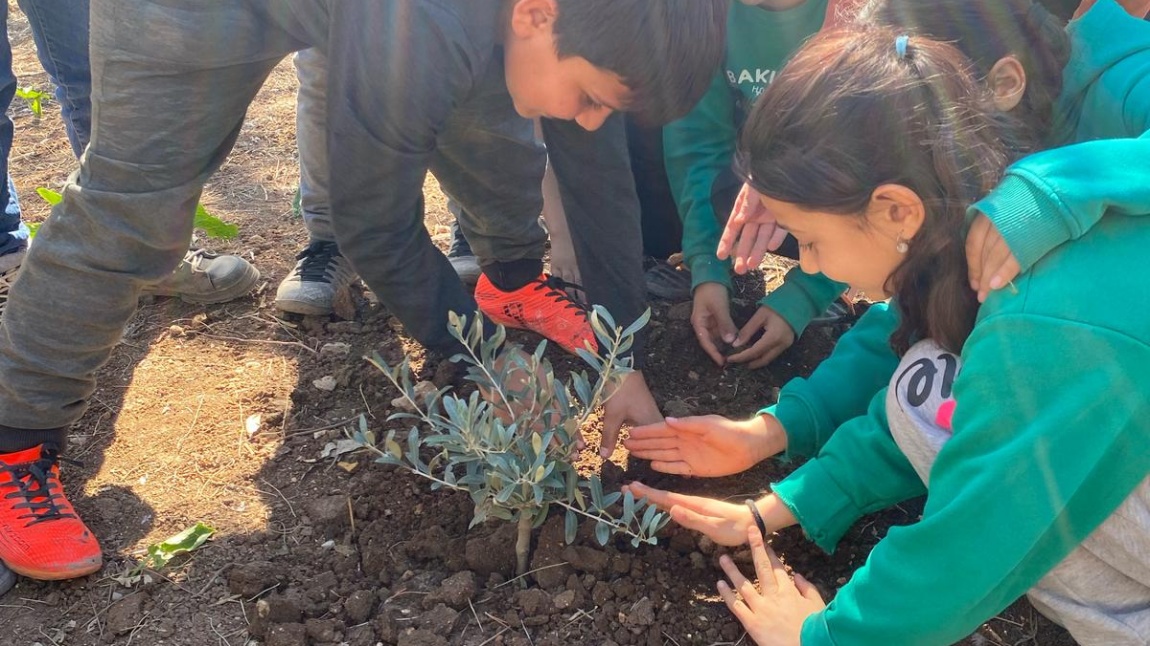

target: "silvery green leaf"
[531,503,549,528]
[631,535,641,549]
[623,489,636,523]
[620,308,651,339]
[495,484,516,505]
[588,475,604,508]
[602,492,621,508]
[594,520,610,546]
[490,506,513,521]
[641,503,658,529]
[564,510,578,544]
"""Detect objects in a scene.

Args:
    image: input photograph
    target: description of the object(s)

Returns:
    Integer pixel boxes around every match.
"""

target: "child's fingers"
[648,460,695,476]
[965,213,993,289]
[746,526,774,606]
[717,580,756,626]
[719,554,759,603]
[792,572,824,603]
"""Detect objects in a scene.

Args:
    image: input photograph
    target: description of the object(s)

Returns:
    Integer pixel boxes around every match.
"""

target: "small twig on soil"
[468,598,483,632]
[483,612,511,629]
[476,626,511,646]
[258,478,298,518]
[520,619,535,646]
[123,611,152,646]
[492,562,570,590]
[283,415,363,438]
[359,384,375,419]
[385,589,429,604]
[209,617,233,646]
[35,627,63,646]
[195,563,234,597]
[565,608,596,626]
[246,583,281,603]
[662,632,683,646]
[347,496,356,534]
[194,332,318,354]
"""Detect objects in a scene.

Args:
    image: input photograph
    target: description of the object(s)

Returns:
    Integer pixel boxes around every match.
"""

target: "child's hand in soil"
[692,283,739,366]
[599,371,662,458]
[624,414,785,477]
[727,306,795,369]
[965,213,1021,303]
[719,526,825,646]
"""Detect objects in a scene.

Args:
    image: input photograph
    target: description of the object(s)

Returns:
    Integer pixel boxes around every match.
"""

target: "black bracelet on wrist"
[745,498,768,540]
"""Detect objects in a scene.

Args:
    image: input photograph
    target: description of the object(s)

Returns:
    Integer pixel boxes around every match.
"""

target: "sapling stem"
[516,512,534,578]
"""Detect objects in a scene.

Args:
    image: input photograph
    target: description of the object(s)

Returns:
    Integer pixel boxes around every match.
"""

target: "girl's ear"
[868,184,926,241]
[987,56,1027,113]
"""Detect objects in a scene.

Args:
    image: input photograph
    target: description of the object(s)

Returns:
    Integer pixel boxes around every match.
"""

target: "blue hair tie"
[895,34,909,59]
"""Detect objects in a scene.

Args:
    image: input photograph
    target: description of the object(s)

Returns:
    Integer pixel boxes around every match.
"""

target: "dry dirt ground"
[2,7,1072,646]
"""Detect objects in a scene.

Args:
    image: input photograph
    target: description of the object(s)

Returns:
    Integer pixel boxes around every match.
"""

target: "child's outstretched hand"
[965,213,1021,303]
[717,183,789,275]
[623,481,756,545]
[718,526,825,646]
[624,414,786,477]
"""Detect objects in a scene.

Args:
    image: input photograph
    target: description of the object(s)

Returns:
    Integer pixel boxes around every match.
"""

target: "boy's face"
[503,0,631,131]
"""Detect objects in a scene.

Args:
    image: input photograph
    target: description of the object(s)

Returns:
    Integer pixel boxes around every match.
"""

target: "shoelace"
[532,275,590,318]
[295,241,342,282]
[0,448,79,527]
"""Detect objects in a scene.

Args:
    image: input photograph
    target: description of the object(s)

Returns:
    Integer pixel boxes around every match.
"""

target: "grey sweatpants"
[887,340,1150,645]
[0,0,647,441]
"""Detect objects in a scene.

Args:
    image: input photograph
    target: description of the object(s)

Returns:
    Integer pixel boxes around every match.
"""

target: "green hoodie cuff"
[760,269,845,337]
[771,458,860,554]
[761,387,829,462]
[687,255,732,292]
[800,612,835,646]
[969,169,1073,273]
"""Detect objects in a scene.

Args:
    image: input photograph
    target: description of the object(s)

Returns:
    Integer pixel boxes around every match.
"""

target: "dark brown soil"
[0,6,1069,645]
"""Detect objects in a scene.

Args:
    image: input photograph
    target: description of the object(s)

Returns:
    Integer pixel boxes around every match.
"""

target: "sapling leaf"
[594,521,611,547]
[621,309,652,340]
[564,510,578,544]
[623,489,636,523]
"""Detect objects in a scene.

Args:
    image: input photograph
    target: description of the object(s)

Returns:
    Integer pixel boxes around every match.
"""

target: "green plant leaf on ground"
[37,190,235,240]
[194,203,239,240]
[36,187,63,206]
[141,522,216,570]
[16,87,49,118]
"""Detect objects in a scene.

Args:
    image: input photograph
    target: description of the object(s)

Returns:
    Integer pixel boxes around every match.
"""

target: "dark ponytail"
[737,28,1010,355]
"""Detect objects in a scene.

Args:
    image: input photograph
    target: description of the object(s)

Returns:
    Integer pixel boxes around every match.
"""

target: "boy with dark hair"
[0,0,727,582]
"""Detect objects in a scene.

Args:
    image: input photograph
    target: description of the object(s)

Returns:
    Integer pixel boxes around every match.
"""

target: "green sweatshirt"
[758,2,1150,643]
[791,209,1150,645]
[767,0,1150,458]
[662,0,844,336]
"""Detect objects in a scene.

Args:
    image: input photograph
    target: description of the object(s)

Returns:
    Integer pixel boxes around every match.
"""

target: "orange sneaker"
[0,445,102,580]
[475,273,596,355]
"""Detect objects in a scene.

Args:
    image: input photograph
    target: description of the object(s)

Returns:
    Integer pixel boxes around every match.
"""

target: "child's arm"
[969,133,1150,297]
[764,302,901,459]
[770,387,926,554]
[663,72,740,293]
[757,268,847,339]
[969,0,1150,296]
[800,315,1150,645]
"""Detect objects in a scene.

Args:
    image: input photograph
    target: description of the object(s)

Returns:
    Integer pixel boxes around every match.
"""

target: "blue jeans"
[17,0,92,157]
[0,2,21,257]
[0,0,92,255]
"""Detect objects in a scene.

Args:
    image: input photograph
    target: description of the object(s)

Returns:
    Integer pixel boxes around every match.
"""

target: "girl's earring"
[895,233,909,254]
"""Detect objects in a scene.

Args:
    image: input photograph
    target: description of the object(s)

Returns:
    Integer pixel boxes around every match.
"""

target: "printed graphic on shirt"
[886,339,963,484]
[726,68,779,96]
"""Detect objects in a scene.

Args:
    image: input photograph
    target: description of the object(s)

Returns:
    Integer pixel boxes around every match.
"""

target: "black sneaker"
[274,241,359,316]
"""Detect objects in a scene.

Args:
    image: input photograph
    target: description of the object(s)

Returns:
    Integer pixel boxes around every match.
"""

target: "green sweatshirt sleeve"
[972,132,1150,273]
[800,316,1150,646]
[759,268,848,336]
[771,387,925,554]
[763,302,900,460]
[663,71,738,292]
[972,0,1150,273]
